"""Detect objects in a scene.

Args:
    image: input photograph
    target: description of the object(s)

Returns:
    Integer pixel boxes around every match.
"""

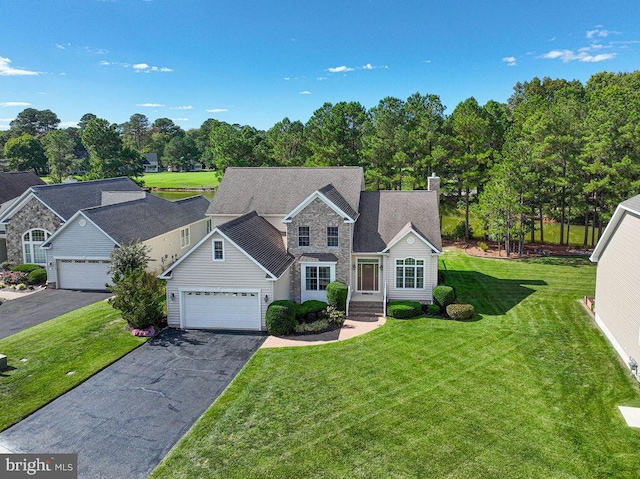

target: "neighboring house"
[0,177,143,267]
[159,167,442,331]
[0,172,47,262]
[144,153,159,173]
[42,193,210,290]
[167,162,204,172]
[590,194,640,378]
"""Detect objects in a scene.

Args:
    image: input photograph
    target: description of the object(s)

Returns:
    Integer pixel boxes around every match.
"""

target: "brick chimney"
[427,173,440,194]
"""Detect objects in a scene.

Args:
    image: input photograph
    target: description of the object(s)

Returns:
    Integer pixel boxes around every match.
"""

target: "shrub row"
[387,301,422,319]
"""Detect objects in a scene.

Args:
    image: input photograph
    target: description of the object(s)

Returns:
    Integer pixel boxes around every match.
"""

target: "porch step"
[348,301,384,319]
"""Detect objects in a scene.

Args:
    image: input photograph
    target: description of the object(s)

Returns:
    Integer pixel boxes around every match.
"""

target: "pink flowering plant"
[0,271,28,286]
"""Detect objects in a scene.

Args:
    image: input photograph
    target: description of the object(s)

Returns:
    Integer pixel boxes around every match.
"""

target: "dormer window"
[298,226,310,247]
[327,226,339,247]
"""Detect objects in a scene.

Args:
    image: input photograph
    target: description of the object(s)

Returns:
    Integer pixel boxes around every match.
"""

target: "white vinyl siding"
[180,227,190,248]
[273,265,292,301]
[386,234,438,302]
[594,211,640,368]
[164,231,273,330]
[143,218,210,269]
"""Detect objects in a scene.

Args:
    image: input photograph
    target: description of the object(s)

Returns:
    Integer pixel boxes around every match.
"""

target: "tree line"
[2,70,639,248]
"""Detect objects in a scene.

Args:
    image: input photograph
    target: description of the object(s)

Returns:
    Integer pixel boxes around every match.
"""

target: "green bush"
[326,281,348,311]
[266,304,297,336]
[433,285,456,308]
[295,300,328,323]
[387,301,422,319]
[425,304,441,316]
[294,319,330,334]
[270,299,295,311]
[108,269,165,329]
[326,305,346,327]
[478,241,489,252]
[27,268,47,285]
[11,263,43,273]
[446,303,475,320]
[449,221,473,241]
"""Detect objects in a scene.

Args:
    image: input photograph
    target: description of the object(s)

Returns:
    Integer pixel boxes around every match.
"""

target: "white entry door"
[301,263,335,303]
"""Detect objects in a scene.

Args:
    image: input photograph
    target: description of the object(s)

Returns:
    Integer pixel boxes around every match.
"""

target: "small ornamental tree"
[108,242,164,330]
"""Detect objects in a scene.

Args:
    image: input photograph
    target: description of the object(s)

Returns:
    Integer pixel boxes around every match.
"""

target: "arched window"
[23,229,51,265]
[395,257,425,289]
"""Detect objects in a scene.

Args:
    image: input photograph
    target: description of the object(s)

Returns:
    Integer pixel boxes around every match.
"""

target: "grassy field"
[141,171,219,189]
[0,301,147,431]
[151,250,640,479]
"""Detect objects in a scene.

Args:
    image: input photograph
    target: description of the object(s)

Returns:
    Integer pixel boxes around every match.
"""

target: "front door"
[357,259,379,292]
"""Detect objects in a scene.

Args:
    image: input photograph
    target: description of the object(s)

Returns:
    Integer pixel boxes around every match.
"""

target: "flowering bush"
[325,306,346,327]
[0,271,28,286]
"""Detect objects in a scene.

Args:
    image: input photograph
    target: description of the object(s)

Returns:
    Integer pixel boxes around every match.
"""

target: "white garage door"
[57,259,112,291]
[183,291,261,330]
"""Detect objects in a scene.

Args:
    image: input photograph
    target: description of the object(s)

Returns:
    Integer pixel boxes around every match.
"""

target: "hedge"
[433,285,456,308]
[295,300,328,323]
[387,301,422,319]
[27,268,48,285]
[266,303,297,336]
[446,303,475,320]
[11,263,43,273]
[425,303,441,316]
[326,281,348,311]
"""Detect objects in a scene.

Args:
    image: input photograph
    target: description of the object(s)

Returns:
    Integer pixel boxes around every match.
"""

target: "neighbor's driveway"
[0,328,265,479]
[0,289,113,340]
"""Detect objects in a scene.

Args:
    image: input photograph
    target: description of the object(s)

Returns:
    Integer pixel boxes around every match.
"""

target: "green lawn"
[151,250,640,479]
[0,301,147,431]
[141,171,219,189]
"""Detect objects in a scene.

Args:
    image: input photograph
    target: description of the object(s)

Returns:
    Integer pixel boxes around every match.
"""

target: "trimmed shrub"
[433,285,456,308]
[425,304,441,316]
[387,301,422,319]
[27,267,47,285]
[295,300,328,323]
[270,299,295,311]
[11,263,43,273]
[446,303,475,320]
[265,304,297,336]
[326,281,348,311]
[294,319,330,334]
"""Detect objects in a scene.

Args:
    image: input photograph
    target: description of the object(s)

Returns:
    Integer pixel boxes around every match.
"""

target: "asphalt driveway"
[0,328,265,479]
[0,289,113,340]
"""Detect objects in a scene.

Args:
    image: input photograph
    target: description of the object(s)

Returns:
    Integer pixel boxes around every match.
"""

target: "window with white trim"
[22,229,51,265]
[180,227,190,248]
[213,239,224,261]
[395,257,425,289]
[305,265,332,291]
[327,226,339,247]
[298,226,310,247]
[206,219,212,234]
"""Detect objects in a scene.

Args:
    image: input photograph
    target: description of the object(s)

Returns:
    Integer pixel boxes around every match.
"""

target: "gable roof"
[207,167,364,216]
[353,190,442,253]
[0,177,143,222]
[218,211,295,277]
[79,194,210,245]
[283,183,358,223]
[591,193,640,262]
[0,172,45,204]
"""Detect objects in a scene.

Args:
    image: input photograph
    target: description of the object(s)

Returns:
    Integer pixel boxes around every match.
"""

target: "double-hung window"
[327,226,339,247]
[212,239,224,261]
[180,227,190,248]
[298,226,310,247]
[395,257,425,289]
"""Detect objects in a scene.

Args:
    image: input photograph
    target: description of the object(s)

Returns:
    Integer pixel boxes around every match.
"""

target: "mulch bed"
[442,239,593,260]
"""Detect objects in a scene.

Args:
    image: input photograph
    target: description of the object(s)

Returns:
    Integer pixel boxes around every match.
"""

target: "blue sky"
[1,0,639,131]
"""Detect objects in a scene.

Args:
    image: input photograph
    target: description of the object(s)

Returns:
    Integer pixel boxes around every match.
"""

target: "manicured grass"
[141,171,219,189]
[151,250,640,479]
[0,301,147,431]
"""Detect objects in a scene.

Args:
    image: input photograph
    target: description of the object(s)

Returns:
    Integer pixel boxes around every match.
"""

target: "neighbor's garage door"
[57,259,112,291]
[183,291,261,330]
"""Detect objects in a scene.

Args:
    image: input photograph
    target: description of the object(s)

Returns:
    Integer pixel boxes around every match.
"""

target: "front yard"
[151,250,640,478]
[0,301,147,431]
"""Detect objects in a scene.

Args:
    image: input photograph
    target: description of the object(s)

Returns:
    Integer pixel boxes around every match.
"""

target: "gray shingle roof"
[353,190,442,253]
[208,167,364,216]
[32,177,143,220]
[81,194,210,245]
[218,211,295,277]
[318,184,358,220]
[0,172,45,204]
[621,194,640,214]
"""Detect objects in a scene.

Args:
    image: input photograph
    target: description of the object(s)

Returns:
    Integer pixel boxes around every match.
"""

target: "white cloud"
[586,28,621,39]
[171,105,193,110]
[299,91,311,95]
[55,43,71,50]
[133,63,150,70]
[327,65,355,73]
[502,56,517,67]
[0,101,30,107]
[136,102,165,107]
[540,48,616,63]
[0,56,40,76]
[132,63,172,73]
[206,108,228,113]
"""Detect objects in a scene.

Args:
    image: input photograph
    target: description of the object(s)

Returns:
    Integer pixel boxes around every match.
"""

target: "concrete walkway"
[261,316,386,348]
[0,328,265,479]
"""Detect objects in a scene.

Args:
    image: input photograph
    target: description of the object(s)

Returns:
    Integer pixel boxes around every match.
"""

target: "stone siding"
[287,197,351,302]
[5,197,61,265]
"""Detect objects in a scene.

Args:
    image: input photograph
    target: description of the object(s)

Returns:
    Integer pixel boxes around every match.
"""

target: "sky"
[1,0,639,131]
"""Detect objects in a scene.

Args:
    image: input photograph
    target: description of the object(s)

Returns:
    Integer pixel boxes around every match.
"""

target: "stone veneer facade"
[5,197,61,265]
[287,197,352,303]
